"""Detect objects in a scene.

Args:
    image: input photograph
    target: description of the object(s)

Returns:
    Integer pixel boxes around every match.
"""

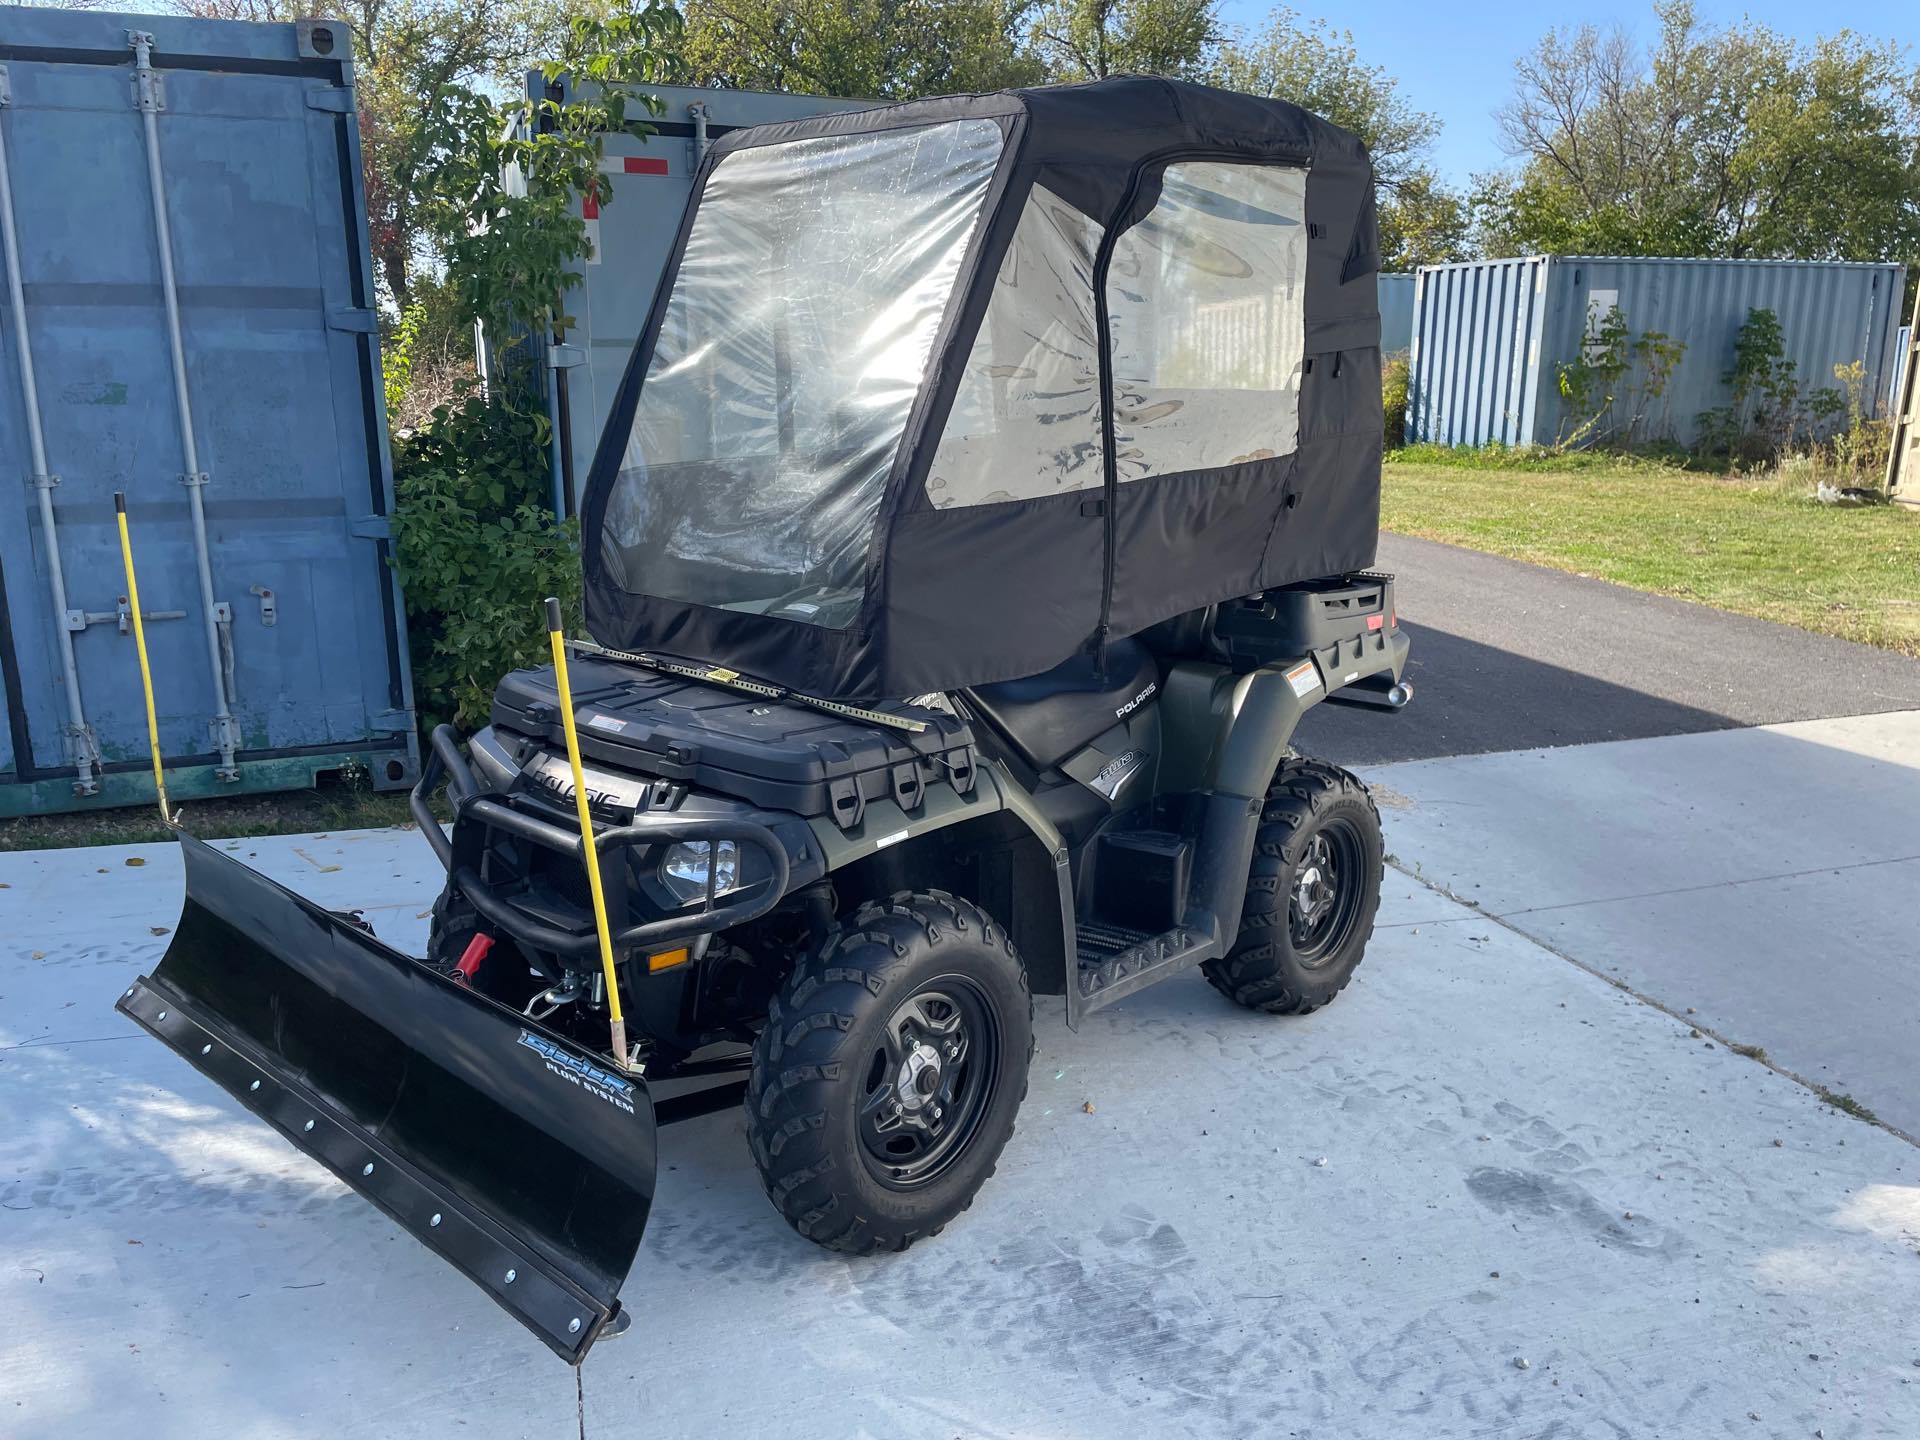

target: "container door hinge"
[306,87,353,114]
[328,307,377,334]
[547,343,585,370]
[209,714,242,778]
[64,723,103,785]
[0,64,12,108]
[349,514,391,540]
[127,33,165,112]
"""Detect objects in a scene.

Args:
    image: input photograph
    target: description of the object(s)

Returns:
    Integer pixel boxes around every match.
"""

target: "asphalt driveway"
[1295,533,1920,766]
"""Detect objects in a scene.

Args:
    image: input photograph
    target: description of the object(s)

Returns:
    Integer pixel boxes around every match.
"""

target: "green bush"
[1382,352,1409,449]
[391,391,579,731]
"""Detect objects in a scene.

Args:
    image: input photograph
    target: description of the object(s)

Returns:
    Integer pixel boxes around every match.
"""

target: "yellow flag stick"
[545,597,628,1069]
[114,493,171,825]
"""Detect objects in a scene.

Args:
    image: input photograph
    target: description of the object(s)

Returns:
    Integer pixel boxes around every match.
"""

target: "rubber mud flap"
[114,834,656,1364]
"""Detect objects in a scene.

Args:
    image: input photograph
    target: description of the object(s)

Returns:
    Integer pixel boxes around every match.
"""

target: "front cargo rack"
[490,654,978,833]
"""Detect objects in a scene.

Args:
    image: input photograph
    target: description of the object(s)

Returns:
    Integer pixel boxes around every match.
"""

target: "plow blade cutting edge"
[115,834,657,1363]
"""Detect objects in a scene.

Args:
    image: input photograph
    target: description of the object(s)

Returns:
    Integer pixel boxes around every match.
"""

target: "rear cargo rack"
[1212,572,1396,668]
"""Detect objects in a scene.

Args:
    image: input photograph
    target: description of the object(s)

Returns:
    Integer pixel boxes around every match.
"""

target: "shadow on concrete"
[1295,621,1743,766]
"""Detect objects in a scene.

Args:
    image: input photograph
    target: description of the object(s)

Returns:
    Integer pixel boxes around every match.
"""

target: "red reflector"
[453,932,494,984]
[623,157,669,175]
[1367,614,1384,631]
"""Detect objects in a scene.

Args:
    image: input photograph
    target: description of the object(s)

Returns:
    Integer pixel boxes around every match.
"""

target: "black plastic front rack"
[411,725,792,957]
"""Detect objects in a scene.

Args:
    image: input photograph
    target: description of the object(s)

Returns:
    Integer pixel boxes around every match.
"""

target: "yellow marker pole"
[545,597,629,1070]
[114,493,171,825]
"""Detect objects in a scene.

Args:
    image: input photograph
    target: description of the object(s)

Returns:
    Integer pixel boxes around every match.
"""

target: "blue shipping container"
[1378,272,1414,354]
[1408,255,1908,448]
[0,6,417,815]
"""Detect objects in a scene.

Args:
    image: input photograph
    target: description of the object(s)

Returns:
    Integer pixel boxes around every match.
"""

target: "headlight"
[659,839,741,904]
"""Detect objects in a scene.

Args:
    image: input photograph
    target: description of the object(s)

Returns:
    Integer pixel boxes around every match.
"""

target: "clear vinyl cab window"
[1105,160,1308,480]
[600,119,1005,628]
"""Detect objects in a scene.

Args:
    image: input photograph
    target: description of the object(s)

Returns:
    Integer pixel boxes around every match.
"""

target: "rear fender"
[1182,661,1322,949]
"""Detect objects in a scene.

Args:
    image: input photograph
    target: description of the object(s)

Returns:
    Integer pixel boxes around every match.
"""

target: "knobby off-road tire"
[745,891,1033,1255]
[1202,758,1383,1015]
[425,884,481,972]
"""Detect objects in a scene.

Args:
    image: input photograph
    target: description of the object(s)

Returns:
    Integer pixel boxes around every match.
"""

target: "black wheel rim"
[857,974,1001,1191]
[1289,817,1366,966]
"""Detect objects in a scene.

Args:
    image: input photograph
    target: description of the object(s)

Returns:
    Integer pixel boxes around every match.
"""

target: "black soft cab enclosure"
[582,75,1383,702]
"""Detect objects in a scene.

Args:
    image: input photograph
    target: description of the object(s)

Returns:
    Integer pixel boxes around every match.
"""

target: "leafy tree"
[1029,0,1217,81]
[1478,0,1920,266]
[1376,172,1471,269]
[681,0,1043,96]
[415,8,682,361]
[1207,8,1434,184]
[1204,8,1464,271]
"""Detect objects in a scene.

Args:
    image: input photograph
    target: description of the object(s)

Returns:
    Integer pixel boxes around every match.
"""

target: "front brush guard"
[117,835,658,1363]
[413,724,792,959]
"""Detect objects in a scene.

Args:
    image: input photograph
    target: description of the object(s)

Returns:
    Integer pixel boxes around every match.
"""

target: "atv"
[120,75,1407,1363]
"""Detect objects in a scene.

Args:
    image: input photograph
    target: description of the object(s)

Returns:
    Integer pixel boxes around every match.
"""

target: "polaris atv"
[120,76,1408,1364]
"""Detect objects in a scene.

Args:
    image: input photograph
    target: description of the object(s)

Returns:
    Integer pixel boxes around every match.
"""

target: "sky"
[1214,0,1919,187]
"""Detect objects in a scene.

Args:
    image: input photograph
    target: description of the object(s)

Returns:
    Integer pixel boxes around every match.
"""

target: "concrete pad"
[1365,710,1920,1140]
[5,829,1919,1437]
[0,829,437,1049]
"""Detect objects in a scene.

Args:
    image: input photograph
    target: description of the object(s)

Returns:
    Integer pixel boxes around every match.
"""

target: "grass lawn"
[1381,456,1920,658]
[0,786,421,853]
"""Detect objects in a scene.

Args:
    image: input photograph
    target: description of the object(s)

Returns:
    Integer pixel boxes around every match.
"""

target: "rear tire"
[1202,758,1383,1015]
[745,891,1033,1254]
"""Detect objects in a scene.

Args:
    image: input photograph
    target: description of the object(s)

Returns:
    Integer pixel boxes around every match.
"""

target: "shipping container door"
[0,37,406,780]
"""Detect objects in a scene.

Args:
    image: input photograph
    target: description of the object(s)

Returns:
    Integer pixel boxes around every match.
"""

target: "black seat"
[962,639,1159,773]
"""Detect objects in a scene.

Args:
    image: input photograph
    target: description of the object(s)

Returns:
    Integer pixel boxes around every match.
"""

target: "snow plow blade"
[115,834,656,1364]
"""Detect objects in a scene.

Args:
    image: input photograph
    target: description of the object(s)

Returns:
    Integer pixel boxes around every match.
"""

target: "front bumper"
[411,725,801,962]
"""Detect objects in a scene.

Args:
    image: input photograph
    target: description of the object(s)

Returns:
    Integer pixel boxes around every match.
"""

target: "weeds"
[0,787,438,853]
[1817,1089,1880,1124]
[1386,442,1700,473]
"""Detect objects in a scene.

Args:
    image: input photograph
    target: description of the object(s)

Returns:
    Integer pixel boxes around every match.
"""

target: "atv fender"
[804,760,1078,1010]
[116,834,657,1364]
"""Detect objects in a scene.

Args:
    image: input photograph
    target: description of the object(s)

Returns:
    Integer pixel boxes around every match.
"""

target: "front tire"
[745,891,1033,1254]
[1203,758,1383,1015]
